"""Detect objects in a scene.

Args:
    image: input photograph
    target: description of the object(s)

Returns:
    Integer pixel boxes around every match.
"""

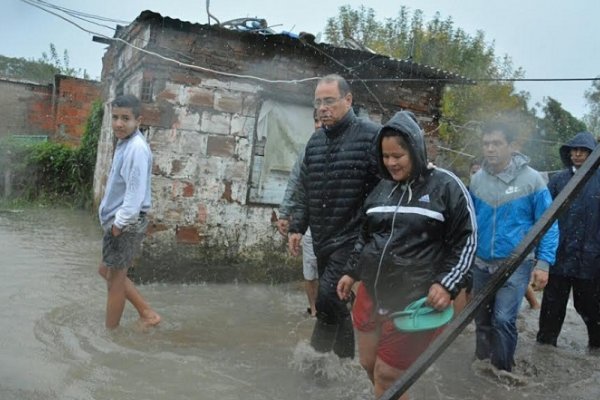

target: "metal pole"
[3,169,11,198]
[380,144,600,400]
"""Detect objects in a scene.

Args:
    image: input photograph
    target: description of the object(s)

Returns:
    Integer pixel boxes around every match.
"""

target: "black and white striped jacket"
[345,111,477,312]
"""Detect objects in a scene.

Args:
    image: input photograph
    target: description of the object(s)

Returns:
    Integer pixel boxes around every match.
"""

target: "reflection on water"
[0,208,598,400]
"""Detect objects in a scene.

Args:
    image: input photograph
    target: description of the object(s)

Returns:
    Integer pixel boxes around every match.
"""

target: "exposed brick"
[176,225,201,244]
[92,15,448,271]
[53,77,101,144]
[156,89,177,102]
[214,91,243,113]
[182,182,194,197]
[169,71,202,86]
[147,223,168,235]
[142,103,176,128]
[207,135,235,157]
[171,159,183,175]
[197,204,208,224]
[188,87,214,108]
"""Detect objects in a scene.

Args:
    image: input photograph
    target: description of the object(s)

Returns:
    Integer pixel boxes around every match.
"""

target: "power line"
[21,0,118,32]
[20,0,600,86]
[348,77,600,83]
[20,0,320,85]
[25,0,129,24]
[20,0,590,167]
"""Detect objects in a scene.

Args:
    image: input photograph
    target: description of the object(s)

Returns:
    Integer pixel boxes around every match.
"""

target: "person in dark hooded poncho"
[537,131,600,349]
[337,111,477,399]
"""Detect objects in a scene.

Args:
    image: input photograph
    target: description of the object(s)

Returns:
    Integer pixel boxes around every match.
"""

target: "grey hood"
[481,151,530,185]
[376,111,427,182]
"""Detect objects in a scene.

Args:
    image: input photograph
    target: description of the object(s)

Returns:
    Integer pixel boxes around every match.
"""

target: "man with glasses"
[288,74,380,359]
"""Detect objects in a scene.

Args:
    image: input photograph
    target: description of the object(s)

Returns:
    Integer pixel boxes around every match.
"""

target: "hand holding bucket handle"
[390,297,454,333]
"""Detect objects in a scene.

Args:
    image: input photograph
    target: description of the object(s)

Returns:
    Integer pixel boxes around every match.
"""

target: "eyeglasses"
[313,96,343,108]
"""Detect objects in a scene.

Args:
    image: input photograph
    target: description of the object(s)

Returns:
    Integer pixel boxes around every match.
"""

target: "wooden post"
[380,144,600,400]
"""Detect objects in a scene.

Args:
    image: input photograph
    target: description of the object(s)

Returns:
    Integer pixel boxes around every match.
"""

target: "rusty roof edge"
[125,10,474,85]
[318,43,475,84]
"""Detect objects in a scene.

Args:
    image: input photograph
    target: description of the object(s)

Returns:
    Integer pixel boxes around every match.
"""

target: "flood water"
[0,207,598,400]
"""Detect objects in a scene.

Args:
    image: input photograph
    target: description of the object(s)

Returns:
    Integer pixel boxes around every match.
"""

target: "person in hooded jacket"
[337,111,477,399]
[536,131,600,349]
[470,121,558,372]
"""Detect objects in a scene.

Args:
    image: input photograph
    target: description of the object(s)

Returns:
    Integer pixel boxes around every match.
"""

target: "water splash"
[289,340,362,381]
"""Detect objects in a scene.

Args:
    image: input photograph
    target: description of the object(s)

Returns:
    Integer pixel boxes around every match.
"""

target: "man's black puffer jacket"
[289,109,380,259]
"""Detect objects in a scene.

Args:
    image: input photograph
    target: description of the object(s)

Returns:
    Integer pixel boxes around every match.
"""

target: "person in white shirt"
[97,94,160,330]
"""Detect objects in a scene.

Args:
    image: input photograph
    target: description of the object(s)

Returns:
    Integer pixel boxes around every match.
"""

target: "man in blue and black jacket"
[469,121,558,372]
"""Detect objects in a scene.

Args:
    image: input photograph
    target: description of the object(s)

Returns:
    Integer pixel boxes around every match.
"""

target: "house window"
[141,78,154,103]
[248,99,314,205]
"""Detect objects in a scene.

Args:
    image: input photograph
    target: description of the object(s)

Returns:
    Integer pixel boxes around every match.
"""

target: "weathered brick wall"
[54,76,102,146]
[0,77,101,145]
[94,16,445,283]
[0,79,53,138]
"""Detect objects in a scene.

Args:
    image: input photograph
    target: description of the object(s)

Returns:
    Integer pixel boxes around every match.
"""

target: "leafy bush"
[0,100,103,208]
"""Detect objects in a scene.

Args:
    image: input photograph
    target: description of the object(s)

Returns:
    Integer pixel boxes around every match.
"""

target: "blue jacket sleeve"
[533,188,559,266]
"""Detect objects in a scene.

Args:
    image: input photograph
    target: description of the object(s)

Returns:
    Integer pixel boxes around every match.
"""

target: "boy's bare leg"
[305,279,318,316]
[105,267,128,329]
[99,264,161,327]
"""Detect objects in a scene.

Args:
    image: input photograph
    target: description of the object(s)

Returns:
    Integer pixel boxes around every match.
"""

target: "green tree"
[0,54,57,84]
[583,77,600,137]
[0,43,89,84]
[524,97,589,172]
[324,6,533,173]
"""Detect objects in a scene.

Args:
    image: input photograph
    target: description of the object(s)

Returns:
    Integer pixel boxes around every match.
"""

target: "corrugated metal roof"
[123,10,473,85]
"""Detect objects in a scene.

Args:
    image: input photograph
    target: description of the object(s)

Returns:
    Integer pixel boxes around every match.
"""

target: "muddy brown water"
[0,207,598,399]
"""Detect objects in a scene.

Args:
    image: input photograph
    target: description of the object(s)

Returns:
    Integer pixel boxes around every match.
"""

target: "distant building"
[0,75,101,146]
[94,10,472,282]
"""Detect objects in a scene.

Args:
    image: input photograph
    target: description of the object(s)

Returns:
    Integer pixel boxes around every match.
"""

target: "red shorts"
[352,283,443,370]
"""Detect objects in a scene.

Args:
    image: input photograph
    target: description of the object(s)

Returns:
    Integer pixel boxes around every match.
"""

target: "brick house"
[0,75,101,145]
[93,11,471,282]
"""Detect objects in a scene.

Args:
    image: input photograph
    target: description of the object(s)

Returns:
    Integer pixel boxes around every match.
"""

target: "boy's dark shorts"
[102,215,148,269]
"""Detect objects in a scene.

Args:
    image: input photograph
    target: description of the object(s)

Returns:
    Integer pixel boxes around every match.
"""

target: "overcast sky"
[2,0,598,119]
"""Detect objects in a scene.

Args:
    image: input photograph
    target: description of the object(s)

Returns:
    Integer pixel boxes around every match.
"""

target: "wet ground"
[0,207,598,399]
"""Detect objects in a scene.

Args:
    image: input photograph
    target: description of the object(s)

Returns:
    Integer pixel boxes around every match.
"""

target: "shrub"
[0,100,103,208]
